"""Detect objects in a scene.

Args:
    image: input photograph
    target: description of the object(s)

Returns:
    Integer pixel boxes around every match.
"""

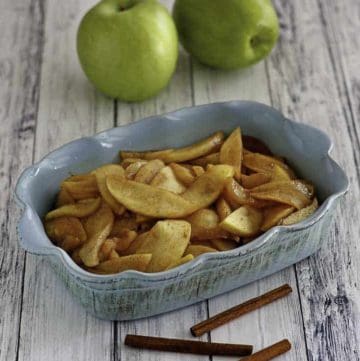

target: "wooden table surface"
[1,0,359,360]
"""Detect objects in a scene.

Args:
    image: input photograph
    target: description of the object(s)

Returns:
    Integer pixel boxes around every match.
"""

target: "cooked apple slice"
[220,206,263,237]
[98,239,117,262]
[223,178,271,208]
[260,204,295,231]
[56,187,75,207]
[215,197,232,221]
[190,152,220,167]
[243,152,295,179]
[220,127,243,180]
[107,176,196,218]
[136,220,191,272]
[120,131,224,163]
[170,162,195,186]
[45,216,87,251]
[134,159,165,184]
[45,197,101,220]
[92,164,125,215]
[124,160,148,180]
[90,254,152,274]
[62,174,99,200]
[192,165,205,177]
[184,245,218,257]
[210,238,239,251]
[165,254,194,270]
[182,164,235,209]
[241,173,271,189]
[250,181,312,209]
[186,209,228,240]
[280,198,319,225]
[150,166,186,194]
[79,202,114,267]
[270,164,292,181]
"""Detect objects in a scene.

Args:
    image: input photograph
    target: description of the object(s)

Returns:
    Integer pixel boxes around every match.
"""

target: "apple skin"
[173,0,279,69]
[77,0,178,101]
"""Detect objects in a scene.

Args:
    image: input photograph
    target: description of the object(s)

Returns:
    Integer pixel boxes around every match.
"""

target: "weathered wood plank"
[319,0,360,168]
[267,1,360,359]
[116,3,209,360]
[0,1,44,360]
[16,1,115,361]
[192,60,308,360]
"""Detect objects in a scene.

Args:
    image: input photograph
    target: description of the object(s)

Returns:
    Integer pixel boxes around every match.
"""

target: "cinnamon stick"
[240,339,291,361]
[124,335,253,356]
[191,284,292,337]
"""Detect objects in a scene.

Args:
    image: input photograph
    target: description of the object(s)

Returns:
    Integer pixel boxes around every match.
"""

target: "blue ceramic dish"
[15,101,348,320]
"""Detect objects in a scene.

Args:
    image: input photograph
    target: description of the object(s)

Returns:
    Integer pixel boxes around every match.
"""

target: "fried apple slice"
[125,160,148,180]
[107,176,196,218]
[134,159,165,184]
[251,190,310,210]
[223,178,271,209]
[190,240,214,248]
[185,245,218,257]
[62,174,99,200]
[136,220,191,272]
[220,206,263,237]
[56,187,75,207]
[243,152,295,179]
[192,166,205,177]
[241,173,271,189]
[111,230,137,252]
[210,238,239,251]
[122,231,150,255]
[150,166,186,194]
[121,158,146,168]
[280,198,318,225]
[169,163,195,186]
[182,164,235,209]
[92,164,125,215]
[270,164,292,181]
[109,250,120,259]
[90,254,152,274]
[98,239,117,262]
[190,152,220,167]
[250,181,312,209]
[165,254,194,270]
[45,216,87,251]
[120,132,224,163]
[71,248,83,265]
[110,215,138,235]
[79,202,114,267]
[45,197,101,220]
[220,128,243,180]
[260,205,295,231]
[216,197,232,221]
[186,209,228,241]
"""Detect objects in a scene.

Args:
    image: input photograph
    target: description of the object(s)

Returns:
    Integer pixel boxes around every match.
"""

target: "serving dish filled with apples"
[15,101,348,320]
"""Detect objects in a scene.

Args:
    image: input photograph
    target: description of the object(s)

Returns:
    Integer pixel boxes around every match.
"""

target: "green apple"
[173,0,279,69]
[77,0,178,101]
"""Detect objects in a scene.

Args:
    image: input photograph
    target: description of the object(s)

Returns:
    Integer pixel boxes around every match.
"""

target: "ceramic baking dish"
[15,101,348,320]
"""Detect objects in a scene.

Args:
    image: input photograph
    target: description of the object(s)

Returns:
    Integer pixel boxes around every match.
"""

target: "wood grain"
[0,0,358,360]
[268,0,360,360]
[0,0,44,360]
[16,1,115,361]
